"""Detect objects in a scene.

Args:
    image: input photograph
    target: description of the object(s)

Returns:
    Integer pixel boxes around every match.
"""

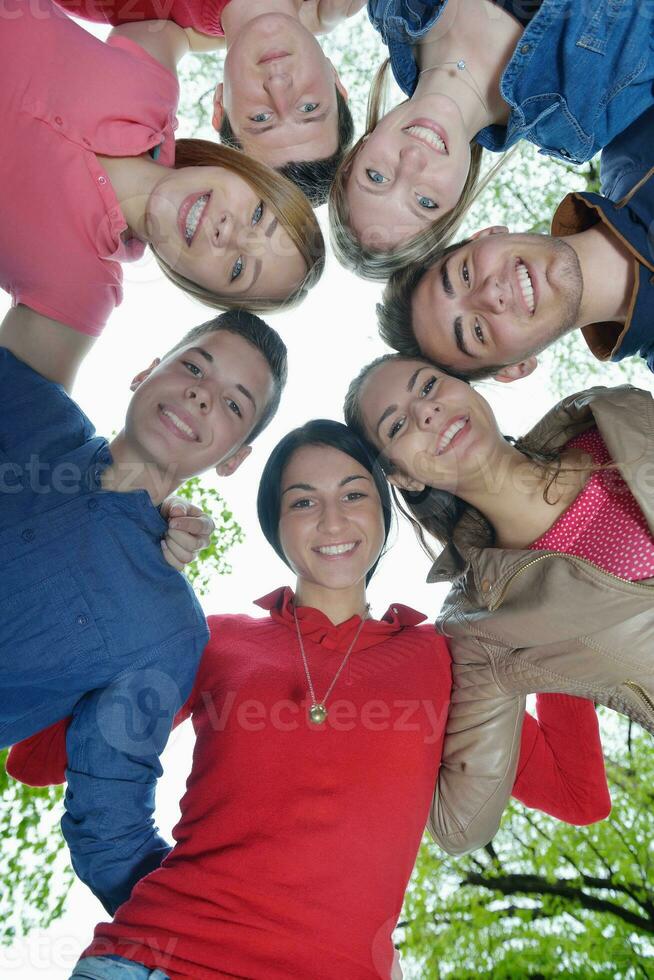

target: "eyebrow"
[242,108,330,137]
[187,346,213,363]
[265,217,278,239]
[440,259,454,298]
[236,383,256,411]
[375,367,427,434]
[281,474,370,496]
[453,317,475,358]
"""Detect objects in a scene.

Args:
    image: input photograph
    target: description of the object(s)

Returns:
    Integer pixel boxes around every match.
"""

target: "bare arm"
[299,0,366,34]
[0,306,94,393]
[108,21,191,74]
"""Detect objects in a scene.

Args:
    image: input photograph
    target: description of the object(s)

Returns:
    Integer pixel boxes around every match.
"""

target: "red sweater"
[7,589,610,980]
[53,0,228,35]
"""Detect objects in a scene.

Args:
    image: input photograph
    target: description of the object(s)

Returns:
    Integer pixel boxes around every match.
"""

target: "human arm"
[54,0,226,36]
[299,0,366,34]
[0,306,94,392]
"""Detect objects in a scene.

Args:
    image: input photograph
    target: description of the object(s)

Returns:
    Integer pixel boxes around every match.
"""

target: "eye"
[420,375,438,397]
[299,102,319,113]
[344,491,366,502]
[250,111,272,123]
[226,398,242,418]
[416,194,437,209]
[183,361,202,377]
[462,260,470,286]
[290,497,313,509]
[251,201,264,226]
[474,319,484,343]
[388,417,405,440]
[366,169,388,185]
[230,256,244,282]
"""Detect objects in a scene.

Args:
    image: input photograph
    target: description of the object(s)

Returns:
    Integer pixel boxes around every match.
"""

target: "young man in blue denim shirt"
[378,103,654,379]
[0,310,287,914]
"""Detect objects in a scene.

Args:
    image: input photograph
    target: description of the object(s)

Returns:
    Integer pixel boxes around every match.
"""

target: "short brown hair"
[219,89,354,207]
[151,139,325,314]
[163,311,288,442]
[328,59,488,281]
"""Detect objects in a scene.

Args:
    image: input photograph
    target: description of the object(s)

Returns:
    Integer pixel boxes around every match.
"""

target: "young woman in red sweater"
[9,421,610,980]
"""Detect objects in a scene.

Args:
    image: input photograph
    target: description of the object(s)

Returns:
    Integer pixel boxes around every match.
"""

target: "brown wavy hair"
[151,139,325,313]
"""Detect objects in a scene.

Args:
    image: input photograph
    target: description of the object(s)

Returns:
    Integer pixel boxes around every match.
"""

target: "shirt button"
[520,43,531,54]
[21,528,35,542]
[76,614,88,626]
[54,115,63,125]
[98,175,107,185]
[481,579,491,594]
[88,498,99,511]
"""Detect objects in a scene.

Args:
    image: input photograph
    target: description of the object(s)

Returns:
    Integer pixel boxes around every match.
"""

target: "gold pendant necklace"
[293,605,369,725]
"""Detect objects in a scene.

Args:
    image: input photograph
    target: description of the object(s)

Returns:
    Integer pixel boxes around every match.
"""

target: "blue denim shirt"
[551,104,654,371]
[367,0,654,164]
[0,349,209,913]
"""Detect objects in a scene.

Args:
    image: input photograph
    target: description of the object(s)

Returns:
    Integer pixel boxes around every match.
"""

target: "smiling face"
[346,98,472,251]
[219,15,343,167]
[357,358,504,493]
[278,444,386,594]
[146,165,308,302]
[412,230,584,376]
[125,330,274,486]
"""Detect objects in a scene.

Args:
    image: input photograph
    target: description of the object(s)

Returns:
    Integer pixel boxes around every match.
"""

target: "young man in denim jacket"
[379,103,654,380]
[0,310,287,914]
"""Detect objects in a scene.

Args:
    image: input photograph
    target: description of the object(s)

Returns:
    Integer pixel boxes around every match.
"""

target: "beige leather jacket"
[428,386,654,855]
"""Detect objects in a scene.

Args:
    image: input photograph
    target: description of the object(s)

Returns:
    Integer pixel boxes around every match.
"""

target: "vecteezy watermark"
[0,454,185,497]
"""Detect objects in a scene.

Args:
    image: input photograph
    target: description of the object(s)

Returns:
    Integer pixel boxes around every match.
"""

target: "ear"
[215,444,252,478]
[387,471,425,494]
[130,358,160,392]
[492,356,538,383]
[329,61,349,102]
[212,82,224,134]
[470,225,509,240]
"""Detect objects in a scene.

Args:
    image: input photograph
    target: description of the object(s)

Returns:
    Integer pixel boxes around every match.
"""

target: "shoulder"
[206,611,276,645]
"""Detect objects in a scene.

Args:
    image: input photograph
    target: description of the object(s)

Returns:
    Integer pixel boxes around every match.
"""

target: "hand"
[299,0,366,34]
[160,497,214,572]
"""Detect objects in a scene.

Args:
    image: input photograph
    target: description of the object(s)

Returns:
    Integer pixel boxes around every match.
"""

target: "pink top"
[54,0,230,36]
[0,0,179,336]
[529,428,654,580]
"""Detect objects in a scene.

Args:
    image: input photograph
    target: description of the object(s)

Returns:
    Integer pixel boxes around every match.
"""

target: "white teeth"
[516,260,535,314]
[317,543,357,556]
[404,125,446,152]
[437,418,467,455]
[162,409,196,439]
[185,194,210,245]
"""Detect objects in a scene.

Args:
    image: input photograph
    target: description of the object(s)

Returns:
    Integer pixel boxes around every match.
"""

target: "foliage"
[398,714,654,979]
[0,749,72,945]
[174,475,245,596]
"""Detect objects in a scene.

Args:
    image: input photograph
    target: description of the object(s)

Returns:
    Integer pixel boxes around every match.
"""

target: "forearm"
[0,306,93,392]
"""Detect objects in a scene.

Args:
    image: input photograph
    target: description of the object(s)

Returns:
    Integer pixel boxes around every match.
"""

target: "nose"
[317,500,348,535]
[398,143,426,177]
[263,71,293,113]
[411,397,440,430]
[477,273,508,314]
[212,211,234,250]
[186,383,212,413]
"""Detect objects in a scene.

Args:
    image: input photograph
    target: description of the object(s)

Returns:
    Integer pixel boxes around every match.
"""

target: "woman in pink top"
[345,354,654,851]
[0,0,324,389]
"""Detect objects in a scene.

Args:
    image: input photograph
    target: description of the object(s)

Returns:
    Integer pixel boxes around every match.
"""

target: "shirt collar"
[254,586,426,651]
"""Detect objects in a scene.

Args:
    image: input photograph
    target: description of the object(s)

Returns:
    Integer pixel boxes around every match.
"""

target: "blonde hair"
[153,140,325,313]
[329,59,489,282]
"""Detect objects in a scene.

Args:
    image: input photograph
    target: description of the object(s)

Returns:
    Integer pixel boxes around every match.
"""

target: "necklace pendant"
[456,59,466,70]
[309,703,328,725]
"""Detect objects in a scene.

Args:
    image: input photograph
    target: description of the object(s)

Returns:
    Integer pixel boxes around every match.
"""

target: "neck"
[97,155,165,242]
[102,431,181,506]
[221,0,300,42]
[294,579,369,627]
[456,441,582,549]
[414,0,521,132]
[567,223,634,328]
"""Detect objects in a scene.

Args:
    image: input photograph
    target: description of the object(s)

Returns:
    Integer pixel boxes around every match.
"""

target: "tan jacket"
[428,385,654,855]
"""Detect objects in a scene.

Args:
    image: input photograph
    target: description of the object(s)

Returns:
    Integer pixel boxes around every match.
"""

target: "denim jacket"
[552,104,654,371]
[367,0,654,164]
[0,349,209,913]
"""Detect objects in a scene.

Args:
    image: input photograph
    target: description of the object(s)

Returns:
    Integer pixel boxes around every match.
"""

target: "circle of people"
[2,0,653,978]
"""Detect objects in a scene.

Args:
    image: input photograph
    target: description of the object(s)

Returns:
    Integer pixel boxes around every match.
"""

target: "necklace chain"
[419,59,490,115]
[293,604,369,725]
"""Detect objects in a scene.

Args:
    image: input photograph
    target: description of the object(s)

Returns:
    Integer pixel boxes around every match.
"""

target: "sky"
[1,16,640,980]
